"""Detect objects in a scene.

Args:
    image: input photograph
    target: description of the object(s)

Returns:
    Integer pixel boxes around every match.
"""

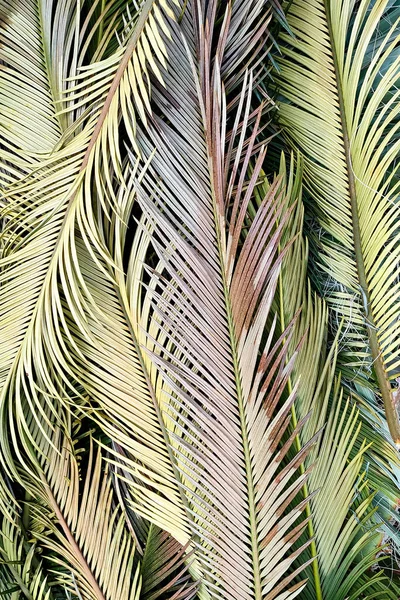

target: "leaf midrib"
[40,473,107,600]
[205,128,262,599]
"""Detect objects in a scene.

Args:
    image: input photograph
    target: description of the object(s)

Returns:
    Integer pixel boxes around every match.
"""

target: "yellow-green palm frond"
[271,154,400,568]
[276,0,400,445]
[258,155,400,599]
[22,421,141,600]
[0,0,179,478]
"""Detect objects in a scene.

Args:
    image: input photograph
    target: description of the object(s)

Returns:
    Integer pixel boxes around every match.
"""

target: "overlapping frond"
[21,421,141,600]
[0,0,179,477]
[118,8,314,597]
[27,3,318,598]
[0,464,70,599]
[3,0,400,599]
[276,0,400,444]
[263,155,400,599]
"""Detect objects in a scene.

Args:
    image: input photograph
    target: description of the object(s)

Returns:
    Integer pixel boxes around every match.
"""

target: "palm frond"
[0,0,61,163]
[275,0,400,445]
[0,0,179,478]
[24,421,141,600]
[32,4,318,598]
[132,109,311,600]
[120,13,314,597]
[258,154,400,599]
[3,2,398,600]
[61,233,191,546]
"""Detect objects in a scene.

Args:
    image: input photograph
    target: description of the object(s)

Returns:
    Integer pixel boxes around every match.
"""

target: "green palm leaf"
[0,0,178,477]
[265,155,400,599]
[276,0,400,444]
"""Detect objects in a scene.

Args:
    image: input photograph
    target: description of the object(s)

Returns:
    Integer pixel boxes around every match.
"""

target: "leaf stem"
[40,474,107,600]
[216,212,263,599]
[278,254,323,600]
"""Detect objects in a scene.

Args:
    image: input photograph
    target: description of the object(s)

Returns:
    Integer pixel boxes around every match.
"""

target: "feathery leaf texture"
[0,0,399,599]
[276,0,400,444]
